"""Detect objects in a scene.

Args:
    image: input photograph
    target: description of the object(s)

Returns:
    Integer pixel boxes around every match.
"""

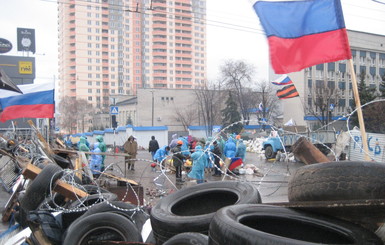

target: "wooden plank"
[94,170,138,186]
[22,163,88,200]
[52,148,131,157]
[74,157,82,181]
[27,120,54,156]
[292,137,330,164]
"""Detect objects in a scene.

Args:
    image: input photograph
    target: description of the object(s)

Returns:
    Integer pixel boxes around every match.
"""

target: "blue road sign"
[110,106,119,115]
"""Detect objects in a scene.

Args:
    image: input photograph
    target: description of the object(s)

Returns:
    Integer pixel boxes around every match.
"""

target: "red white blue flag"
[253,0,352,74]
[272,75,293,86]
[0,83,55,122]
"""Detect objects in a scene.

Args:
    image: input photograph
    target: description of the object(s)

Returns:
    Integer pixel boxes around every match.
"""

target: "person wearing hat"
[212,140,223,176]
[123,135,138,171]
[171,140,186,183]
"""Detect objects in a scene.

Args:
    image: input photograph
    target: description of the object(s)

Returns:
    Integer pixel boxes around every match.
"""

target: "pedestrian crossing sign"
[110,106,119,115]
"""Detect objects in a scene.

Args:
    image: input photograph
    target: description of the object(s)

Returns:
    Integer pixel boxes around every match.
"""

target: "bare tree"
[174,105,197,132]
[255,80,281,126]
[220,60,255,125]
[194,86,222,137]
[58,97,94,133]
[306,81,342,128]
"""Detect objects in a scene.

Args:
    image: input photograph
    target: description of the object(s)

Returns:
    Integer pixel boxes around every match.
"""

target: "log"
[22,163,88,200]
[292,137,330,164]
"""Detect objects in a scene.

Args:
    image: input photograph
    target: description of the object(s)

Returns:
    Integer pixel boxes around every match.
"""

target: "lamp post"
[151,90,154,126]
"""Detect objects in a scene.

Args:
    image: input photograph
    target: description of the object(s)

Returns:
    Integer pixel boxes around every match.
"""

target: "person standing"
[212,141,222,176]
[169,134,178,149]
[96,135,107,170]
[171,140,186,183]
[236,139,247,164]
[148,136,160,159]
[123,135,138,171]
[78,136,90,159]
[89,142,103,178]
[187,145,207,184]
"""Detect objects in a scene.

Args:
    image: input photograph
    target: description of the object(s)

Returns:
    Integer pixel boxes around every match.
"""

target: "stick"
[348,59,370,161]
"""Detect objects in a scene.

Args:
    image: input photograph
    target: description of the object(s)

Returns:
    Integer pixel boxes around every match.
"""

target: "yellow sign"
[19,61,32,74]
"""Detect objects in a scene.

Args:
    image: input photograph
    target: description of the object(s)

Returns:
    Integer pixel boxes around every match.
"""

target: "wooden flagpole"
[348,59,370,161]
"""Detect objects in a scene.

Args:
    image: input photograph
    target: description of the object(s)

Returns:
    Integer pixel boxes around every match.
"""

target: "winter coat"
[123,136,138,157]
[171,145,185,167]
[89,142,102,175]
[149,139,160,153]
[154,146,170,163]
[78,136,90,159]
[224,138,236,158]
[236,140,247,162]
[169,134,178,149]
[187,145,206,181]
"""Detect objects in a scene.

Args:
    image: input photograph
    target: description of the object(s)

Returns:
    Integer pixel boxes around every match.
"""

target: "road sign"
[329,103,335,111]
[110,106,119,115]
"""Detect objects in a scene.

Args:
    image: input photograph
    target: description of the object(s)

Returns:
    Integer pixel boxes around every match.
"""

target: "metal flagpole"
[348,59,370,161]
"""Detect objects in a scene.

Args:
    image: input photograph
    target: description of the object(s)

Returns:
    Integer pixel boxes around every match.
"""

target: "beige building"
[57,0,207,113]
[273,30,385,130]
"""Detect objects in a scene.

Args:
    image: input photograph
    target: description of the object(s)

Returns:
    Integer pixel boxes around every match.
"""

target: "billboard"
[17,28,35,54]
[0,55,35,85]
[0,38,13,54]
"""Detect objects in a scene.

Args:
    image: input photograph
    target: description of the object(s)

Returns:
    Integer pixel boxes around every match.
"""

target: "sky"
[1,0,385,86]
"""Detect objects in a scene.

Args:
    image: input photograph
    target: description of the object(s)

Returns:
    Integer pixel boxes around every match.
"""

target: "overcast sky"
[1,0,385,85]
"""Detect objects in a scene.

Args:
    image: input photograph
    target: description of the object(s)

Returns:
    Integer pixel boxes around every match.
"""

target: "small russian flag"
[272,75,293,86]
[228,157,243,171]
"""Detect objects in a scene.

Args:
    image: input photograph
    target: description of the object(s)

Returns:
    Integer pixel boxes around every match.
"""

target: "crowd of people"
[64,133,247,184]
[152,133,248,185]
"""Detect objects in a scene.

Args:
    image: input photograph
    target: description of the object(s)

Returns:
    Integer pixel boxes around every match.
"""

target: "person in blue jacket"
[224,137,236,158]
[187,145,207,184]
[236,139,247,163]
[178,136,190,157]
[153,145,171,168]
[78,136,90,159]
[89,142,103,178]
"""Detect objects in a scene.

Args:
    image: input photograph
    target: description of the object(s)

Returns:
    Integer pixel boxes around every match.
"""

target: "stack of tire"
[150,178,383,245]
[16,162,150,244]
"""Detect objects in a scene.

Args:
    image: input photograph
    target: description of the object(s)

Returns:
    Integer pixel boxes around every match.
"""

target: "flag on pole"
[258,102,264,112]
[276,84,299,100]
[272,75,293,86]
[0,83,55,122]
[253,0,352,74]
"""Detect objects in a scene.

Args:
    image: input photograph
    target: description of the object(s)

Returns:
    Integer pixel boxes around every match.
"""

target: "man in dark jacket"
[212,141,223,176]
[171,140,186,183]
[148,136,160,159]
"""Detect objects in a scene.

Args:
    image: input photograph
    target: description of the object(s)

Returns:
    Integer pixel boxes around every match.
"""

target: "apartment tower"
[58,0,207,111]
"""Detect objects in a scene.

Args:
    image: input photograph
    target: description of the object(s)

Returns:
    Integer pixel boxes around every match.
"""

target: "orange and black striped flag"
[276,84,299,100]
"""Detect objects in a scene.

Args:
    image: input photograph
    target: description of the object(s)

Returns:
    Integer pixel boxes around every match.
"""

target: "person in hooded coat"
[236,139,247,163]
[178,136,190,157]
[96,135,107,170]
[169,134,178,149]
[123,135,138,170]
[154,145,171,168]
[187,145,207,184]
[78,136,90,159]
[89,142,102,178]
[224,137,236,158]
[148,136,160,159]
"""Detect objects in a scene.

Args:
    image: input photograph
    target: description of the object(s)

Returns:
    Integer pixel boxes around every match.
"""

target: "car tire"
[164,232,208,245]
[264,145,276,159]
[150,181,261,244]
[62,212,142,245]
[288,161,385,202]
[209,204,382,245]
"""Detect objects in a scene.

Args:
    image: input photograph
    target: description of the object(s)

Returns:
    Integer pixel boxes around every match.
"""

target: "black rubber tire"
[81,184,110,195]
[20,164,63,212]
[61,193,117,229]
[264,145,276,159]
[288,161,385,202]
[208,204,383,245]
[80,201,149,232]
[164,232,208,245]
[62,212,143,245]
[52,154,72,169]
[150,181,261,244]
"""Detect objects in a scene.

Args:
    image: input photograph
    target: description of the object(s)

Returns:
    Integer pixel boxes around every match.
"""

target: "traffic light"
[112,115,118,129]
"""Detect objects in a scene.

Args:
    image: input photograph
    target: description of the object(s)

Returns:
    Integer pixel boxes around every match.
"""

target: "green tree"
[379,72,385,98]
[221,91,243,134]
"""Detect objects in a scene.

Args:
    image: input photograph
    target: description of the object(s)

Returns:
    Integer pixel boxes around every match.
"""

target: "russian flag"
[0,83,55,122]
[253,0,352,74]
[272,75,293,86]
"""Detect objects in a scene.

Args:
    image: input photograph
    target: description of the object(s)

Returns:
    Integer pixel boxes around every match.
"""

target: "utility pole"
[151,90,154,126]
